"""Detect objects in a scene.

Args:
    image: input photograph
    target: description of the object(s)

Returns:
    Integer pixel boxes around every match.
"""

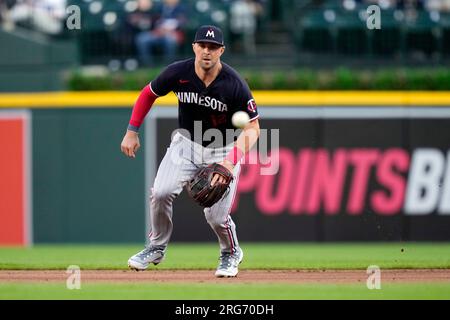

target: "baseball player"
[121,25,260,277]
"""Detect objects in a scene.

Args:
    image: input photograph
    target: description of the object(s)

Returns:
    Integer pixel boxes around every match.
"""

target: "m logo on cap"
[206,29,215,38]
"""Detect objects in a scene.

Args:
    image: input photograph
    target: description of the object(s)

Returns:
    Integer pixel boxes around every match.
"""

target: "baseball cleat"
[215,248,244,278]
[128,246,165,271]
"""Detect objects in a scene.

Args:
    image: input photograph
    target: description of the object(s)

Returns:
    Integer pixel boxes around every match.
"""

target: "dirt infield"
[1,269,449,284]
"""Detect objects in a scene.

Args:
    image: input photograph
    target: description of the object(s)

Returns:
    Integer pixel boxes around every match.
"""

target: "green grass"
[1,283,450,300]
[0,243,449,270]
[1,243,449,300]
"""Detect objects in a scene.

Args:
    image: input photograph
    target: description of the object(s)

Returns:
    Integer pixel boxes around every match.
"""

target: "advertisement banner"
[154,108,450,241]
[0,111,31,246]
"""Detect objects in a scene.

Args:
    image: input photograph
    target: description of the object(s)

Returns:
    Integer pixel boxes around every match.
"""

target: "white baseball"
[231,111,250,128]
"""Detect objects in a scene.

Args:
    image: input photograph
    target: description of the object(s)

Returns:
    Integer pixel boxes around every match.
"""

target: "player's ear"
[220,46,225,55]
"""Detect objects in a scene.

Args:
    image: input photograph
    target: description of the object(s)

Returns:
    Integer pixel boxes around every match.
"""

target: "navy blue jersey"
[150,58,259,147]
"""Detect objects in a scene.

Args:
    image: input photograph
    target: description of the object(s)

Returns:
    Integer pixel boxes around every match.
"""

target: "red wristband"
[225,146,244,165]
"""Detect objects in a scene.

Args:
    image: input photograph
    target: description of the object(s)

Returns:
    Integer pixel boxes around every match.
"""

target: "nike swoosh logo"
[179,80,189,84]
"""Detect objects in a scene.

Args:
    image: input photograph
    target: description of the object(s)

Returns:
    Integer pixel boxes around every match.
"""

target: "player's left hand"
[211,160,234,186]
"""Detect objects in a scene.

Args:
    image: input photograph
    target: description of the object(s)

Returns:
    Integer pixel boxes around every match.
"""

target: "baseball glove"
[186,163,234,207]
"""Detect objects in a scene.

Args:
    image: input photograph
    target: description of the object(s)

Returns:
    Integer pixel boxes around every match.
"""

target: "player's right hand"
[121,130,140,158]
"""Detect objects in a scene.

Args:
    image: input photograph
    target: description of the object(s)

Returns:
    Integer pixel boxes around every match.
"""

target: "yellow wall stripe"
[0,91,449,108]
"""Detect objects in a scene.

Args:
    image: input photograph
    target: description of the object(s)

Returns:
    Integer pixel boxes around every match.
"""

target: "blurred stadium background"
[1,0,450,247]
[3,0,450,90]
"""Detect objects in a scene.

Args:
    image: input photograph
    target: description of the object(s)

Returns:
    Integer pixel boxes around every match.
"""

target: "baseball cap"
[193,25,224,46]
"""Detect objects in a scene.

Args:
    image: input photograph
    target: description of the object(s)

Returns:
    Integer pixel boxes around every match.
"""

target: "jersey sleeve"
[149,63,179,96]
[234,78,259,121]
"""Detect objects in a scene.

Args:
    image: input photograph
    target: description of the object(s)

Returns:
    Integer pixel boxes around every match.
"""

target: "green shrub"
[66,68,450,91]
[334,68,358,90]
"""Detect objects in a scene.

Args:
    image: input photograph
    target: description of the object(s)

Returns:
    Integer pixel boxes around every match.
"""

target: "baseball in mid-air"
[231,111,250,128]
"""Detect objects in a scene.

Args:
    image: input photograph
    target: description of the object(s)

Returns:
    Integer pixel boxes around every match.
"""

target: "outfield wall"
[1,92,450,244]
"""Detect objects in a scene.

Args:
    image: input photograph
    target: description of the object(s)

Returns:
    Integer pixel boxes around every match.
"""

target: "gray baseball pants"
[148,132,241,254]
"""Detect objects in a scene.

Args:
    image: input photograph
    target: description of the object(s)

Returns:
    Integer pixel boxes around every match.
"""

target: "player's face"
[193,42,225,70]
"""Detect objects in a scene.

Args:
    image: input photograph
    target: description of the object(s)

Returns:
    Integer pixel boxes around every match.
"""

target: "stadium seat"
[403,10,439,57]
[297,9,335,53]
[335,9,367,55]
[439,12,450,57]
[369,9,402,56]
